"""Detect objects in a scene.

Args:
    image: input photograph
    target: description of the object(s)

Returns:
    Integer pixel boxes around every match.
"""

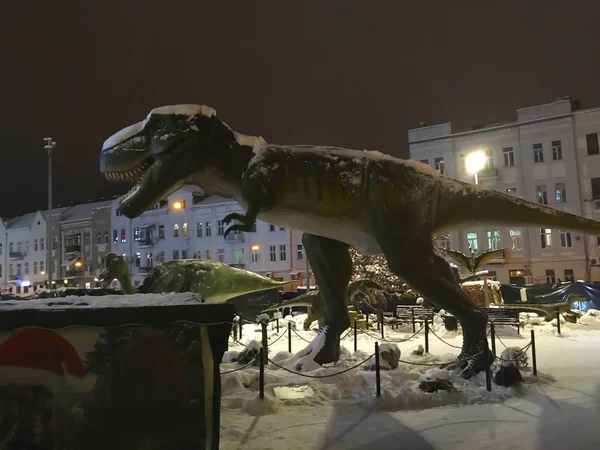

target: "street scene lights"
[465,150,486,185]
[172,201,183,210]
[74,261,83,268]
[251,244,260,252]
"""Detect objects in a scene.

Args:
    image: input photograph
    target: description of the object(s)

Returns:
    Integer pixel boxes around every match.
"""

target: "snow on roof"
[193,195,238,207]
[0,293,202,311]
[60,200,112,223]
[102,104,217,150]
[6,212,39,229]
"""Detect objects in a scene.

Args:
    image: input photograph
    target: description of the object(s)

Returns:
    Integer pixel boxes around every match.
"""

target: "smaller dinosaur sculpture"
[98,252,287,302]
[495,294,585,321]
[262,279,387,330]
[444,248,508,275]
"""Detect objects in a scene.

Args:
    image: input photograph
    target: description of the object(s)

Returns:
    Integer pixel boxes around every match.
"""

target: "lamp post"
[465,150,486,185]
[44,138,56,290]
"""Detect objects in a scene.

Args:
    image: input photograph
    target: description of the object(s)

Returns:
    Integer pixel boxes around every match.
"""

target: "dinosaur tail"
[261,291,319,313]
[438,181,600,235]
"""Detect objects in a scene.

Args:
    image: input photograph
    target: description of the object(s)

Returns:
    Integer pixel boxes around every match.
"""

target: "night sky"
[2,2,600,218]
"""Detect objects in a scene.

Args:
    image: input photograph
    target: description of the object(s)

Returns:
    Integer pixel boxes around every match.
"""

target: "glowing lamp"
[251,245,260,252]
[173,201,183,210]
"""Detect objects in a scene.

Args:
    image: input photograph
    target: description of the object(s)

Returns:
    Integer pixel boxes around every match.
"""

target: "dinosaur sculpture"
[262,279,388,330]
[100,104,600,378]
[97,252,286,302]
[497,293,585,322]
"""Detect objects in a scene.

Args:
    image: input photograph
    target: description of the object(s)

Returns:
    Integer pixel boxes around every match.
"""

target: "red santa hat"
[0,328,88,397]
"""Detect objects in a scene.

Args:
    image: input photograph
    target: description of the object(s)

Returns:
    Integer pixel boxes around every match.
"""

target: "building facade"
[409,97,600,284]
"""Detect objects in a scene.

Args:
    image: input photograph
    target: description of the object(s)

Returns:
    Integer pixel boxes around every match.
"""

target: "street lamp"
[251,244,260,252]
[74,261,82,268]
[172,201,183,210]
[44,138,56,290]
[465,150,486,185]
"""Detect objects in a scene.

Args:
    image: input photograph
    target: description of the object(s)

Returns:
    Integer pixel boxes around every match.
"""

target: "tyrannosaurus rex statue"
[100,104,600,378]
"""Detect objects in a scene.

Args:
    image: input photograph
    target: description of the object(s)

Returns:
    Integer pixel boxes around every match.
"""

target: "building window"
[104,232,109,244]
[559,230,572,248]
[587,133,599,155]
[120,229,126,243]
[564,269,575,282]
[503,147,515,167]
[173,224,179,238]
[96,232,101,245]
[159,225,165,239]
[233,248,244,264]
[197,250,202,259]
[487,230,501,251]
[297,244,304,261]
[251,248,259,263]
[269,224,275,232]
[217,248,224,262]
[134,227,142,241]
[545,269,556,284]
[33,261,38,274]
[536,185,548,204]
[540,228,552,249]
[533,143,544,163]
[269,245,276,262]
[40,261,44,272]
[40,238,44,251]
[487,270,498,281]
[206,249,212,260]
[135,252,141,267]
[9,264,13,276]
[555,183,567,203]
[591,178,600,200]
[434,157,445,175]
[280,226,285,231]
[33,239,38,251]
[218,220,224,235]
[9,242,13,254]
[197,223,203,238]
[420,158,429,165]
[182,249,188,259]
[0,265,2,277]
[24,262,29,275]
[551,140,563,161]
[173,250,179,260]
[509,229,522,251]
[112,230,118,244]
[0,243,2,255]
[205,221,212,237]
[84,232,90,247]
[251,223,257,232]
[16,264,22,276]
[506,187,517,196]
[279,245,287,262]
[183,223,188,237]
[466,232,478,253]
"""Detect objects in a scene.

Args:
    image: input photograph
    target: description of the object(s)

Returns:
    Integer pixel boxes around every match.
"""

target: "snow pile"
[0,293,202,310]
[520,308,600,336]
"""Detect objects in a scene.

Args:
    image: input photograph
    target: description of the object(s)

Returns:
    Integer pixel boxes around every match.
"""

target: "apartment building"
[109,187,312,291]
[409,97,600,284]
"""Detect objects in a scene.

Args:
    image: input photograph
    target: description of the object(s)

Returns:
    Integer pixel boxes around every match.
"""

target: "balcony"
[138,238,155,248]
[9,252,25,260]
[65,244,81,253]
[225,232,244,243]
[478,167,499,180]
[138,266,153,274]
[8,274,20,281]
[229,263,245,269]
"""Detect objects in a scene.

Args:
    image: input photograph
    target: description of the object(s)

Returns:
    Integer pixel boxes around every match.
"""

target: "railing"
[487,249,506,262]
[137,238,154,247]
[8,274,20,280]
[9,252,25,259]
[65,244,81,253]
[138,266,153,274]
[225,233,244,243]
[478,167,499,178]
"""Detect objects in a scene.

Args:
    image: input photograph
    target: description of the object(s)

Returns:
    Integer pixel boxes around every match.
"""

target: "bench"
[484,307,520,334]
[395,306,435,332]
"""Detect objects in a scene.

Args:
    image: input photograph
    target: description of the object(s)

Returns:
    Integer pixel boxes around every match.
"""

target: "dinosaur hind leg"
[301,233,352,365]
[380,242,492,379]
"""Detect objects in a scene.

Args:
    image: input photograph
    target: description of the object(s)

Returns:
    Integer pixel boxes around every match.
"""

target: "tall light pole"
[44,138,56,290]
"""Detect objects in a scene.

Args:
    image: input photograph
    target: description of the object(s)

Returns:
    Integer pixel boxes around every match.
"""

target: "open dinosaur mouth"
[103,155,155,204]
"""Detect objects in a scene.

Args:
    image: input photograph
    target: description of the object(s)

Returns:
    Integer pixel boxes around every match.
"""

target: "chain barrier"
[291,327,314,343]
[220,356,259,375]
[267,354,375,378]
[360,325,424,343]
[268,330,288,344]
[428,327,463,349]
[395,350,484,367]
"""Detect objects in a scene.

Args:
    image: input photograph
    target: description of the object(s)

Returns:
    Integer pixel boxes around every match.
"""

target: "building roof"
[193,195,237,207]
[59,200,113,223]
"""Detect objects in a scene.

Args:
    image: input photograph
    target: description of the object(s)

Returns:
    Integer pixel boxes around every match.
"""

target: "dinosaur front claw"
[223,223,255,238]
[223,212,244,225]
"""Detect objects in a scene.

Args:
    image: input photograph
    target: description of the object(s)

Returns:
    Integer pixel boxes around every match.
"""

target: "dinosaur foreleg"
[382,245,492,379]
[300,233,352,365]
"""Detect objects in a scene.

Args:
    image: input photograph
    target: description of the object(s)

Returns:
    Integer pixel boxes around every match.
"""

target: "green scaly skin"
[98,252,287,302]
[100,104,600,378]
[261,279,388,331]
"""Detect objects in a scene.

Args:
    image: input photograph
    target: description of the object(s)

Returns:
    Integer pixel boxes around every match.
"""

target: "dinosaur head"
[100,105,222,218]
[98,252,130,288]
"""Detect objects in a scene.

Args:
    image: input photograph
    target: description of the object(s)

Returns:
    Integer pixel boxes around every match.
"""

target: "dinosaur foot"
[440,342,493,379]
[293,326,341,371]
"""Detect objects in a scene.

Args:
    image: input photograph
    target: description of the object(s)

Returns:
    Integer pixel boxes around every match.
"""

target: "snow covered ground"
[220,312,600,449]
